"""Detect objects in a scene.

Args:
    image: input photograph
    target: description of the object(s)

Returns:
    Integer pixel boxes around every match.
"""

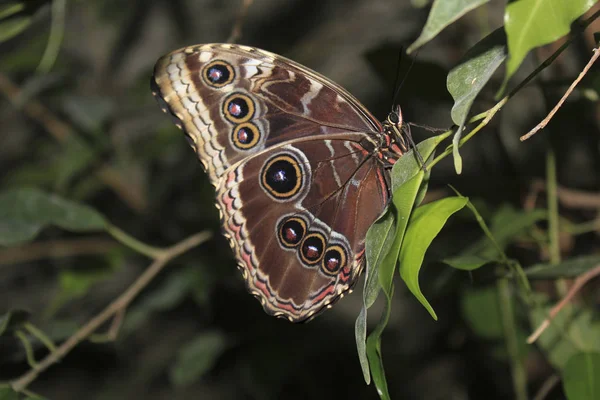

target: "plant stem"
[10,231,212,392]
[498,278,528,400]
[105,223,165,259]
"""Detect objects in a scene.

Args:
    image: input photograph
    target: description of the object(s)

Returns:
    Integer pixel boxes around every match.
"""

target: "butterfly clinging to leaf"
[152,44,411,322]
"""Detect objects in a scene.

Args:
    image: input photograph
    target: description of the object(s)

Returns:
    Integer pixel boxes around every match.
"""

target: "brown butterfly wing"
[152,43,392,321]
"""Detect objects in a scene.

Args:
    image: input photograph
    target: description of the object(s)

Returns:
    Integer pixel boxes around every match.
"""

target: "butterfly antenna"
[391,49,418,108]
[390,49,404,106]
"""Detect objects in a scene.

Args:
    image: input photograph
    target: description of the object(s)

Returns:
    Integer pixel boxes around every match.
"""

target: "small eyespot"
[231,122,260,150]
[278,216,307,248]
[300,233,326,265]
[321,245,347,276]
[223,93,254,123]
[260,154,303,200]
[202,60,234,87]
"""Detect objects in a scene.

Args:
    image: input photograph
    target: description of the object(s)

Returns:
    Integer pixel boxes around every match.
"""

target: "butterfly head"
[382,105,409,153]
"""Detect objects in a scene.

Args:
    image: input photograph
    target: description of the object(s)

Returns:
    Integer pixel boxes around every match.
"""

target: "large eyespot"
[202,60,234,87]
[223,93,254,123]
[278,216,307,248]
[231,122,260,150]
[300,232,326,265]
[321,245,347,276]
[260,154,303,200]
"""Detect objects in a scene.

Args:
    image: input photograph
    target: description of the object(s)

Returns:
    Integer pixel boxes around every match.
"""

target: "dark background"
[1,0,599,399]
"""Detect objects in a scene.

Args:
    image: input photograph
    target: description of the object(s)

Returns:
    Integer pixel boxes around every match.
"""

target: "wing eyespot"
[222,93,254,123]
[231,122,261,150]
[202,60,235,88]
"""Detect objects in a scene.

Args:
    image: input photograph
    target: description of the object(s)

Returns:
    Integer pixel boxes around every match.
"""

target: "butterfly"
[151,43,410,322]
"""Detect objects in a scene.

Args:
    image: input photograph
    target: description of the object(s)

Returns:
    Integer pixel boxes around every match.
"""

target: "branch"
[0,237,117,266]
[9,231,212,392]
[527,263,600,344]
[521,47,600,141]
[227,0,254,44]
[525,179,600,210]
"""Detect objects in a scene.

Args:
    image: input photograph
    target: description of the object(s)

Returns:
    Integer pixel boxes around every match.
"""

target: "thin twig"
[526,179,600,210]
[10,231,212,392]
[527,263,600,344]
[532,374,561,400]
[427,8,600,170]
[0,72,147,212]
[521,48,600,141]
[227,0,253,44]
[0,237,117,266]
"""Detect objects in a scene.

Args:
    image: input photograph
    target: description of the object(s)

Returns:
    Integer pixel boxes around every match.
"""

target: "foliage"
[1,0,599,399]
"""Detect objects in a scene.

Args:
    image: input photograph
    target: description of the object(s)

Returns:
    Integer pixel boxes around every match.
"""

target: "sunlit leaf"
[399,196,468,319]
[357,132,450,384]
[504,0,597,87]
[408,0,490,53]
[0,188,106,246]
[562,352,600,400]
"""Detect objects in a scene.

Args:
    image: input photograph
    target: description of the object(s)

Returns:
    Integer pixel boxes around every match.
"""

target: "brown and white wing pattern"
[152,43,396,321]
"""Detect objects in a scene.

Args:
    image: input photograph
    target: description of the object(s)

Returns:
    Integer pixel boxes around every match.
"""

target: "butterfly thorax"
[378,105,409,168]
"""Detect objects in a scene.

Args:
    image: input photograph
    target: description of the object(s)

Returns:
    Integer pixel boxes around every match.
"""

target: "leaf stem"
[9,231,212,392]
[104,223,165,259]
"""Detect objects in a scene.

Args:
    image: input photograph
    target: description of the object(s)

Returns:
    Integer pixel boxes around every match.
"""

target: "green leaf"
[461,286,504,339]
[0,2,25,20]
[124,266,201,335]
[363,173,423,399]
[399,196,468,319]
[464,206,546,257]
[366,284,394,400]
[0,188,106,246]
[448,27,507,128]
[357,131,450,384]
[562,352,600,400]
[389,131,451,191]
[56,266,116,303]
[169,331,229,387]
[530,299,600,368]
[356,211,395,383]
[0,16,30,43]
[407,0,490,53]
[0,385,47,400]
[504,0,597,87]
[526,255,600,278]
[442,254,499,270]
[61,95,116,134]
[0,387,19,400]
[55,136,97,193]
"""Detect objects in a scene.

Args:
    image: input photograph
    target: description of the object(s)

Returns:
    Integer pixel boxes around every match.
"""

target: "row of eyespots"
[202,60,262,151]
[277,216,347,276]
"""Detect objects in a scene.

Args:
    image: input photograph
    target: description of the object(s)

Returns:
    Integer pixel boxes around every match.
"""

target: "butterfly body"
[152,43,407,322]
